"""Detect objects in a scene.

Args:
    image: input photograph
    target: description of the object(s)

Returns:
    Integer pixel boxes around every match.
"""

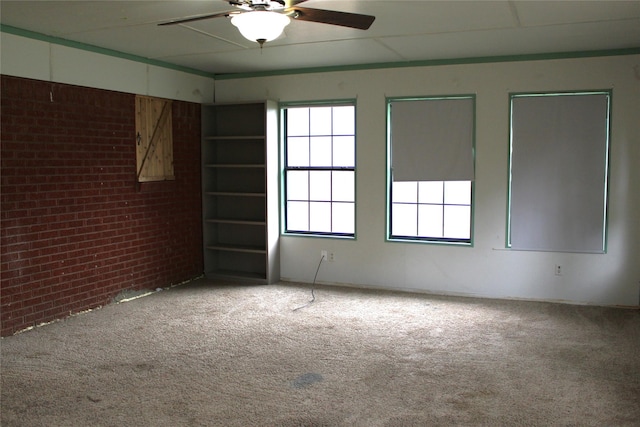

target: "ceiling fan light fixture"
[231,11,290,45]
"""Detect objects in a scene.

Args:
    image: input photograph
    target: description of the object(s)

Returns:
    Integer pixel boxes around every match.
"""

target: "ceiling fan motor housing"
[233,0,286,11]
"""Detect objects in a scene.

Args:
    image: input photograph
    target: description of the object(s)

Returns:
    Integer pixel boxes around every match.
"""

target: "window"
[283,102,356,237]
[508,91,610,253]
[387,96,475,243]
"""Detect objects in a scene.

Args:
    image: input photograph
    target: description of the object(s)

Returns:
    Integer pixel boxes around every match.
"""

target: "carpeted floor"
[2,279,639,426]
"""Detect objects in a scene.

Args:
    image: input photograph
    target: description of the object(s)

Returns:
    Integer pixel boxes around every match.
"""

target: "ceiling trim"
[214,47,640,80]
[0,24,217,79]
[3,24,639,82]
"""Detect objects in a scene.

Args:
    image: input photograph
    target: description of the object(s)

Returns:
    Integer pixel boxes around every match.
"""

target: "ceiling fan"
[159,0,375,47]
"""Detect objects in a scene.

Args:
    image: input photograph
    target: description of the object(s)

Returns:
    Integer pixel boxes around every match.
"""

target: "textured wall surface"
[1,75,203,336]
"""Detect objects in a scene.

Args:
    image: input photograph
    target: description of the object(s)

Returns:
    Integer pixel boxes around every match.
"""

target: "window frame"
[386,95,476,246]
[281,99,357,239]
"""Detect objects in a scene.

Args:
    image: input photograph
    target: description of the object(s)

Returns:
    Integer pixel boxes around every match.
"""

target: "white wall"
[215,55,640,306]
[0,32,215,103]
[3,30,638,306]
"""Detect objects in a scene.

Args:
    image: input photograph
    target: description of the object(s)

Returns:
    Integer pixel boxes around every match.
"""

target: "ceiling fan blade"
[288,6,375,30]
[158,11,231,26]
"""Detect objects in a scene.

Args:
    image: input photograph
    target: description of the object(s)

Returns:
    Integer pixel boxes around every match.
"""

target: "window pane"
[332,106,355,135]
[444,181,471,205]
[310,136,332,167]
[310,202,331,232]
[310,107,332,135]
[287,137,309,167]
[332,171,354,202]
[392,181,417,203]
[287,171,308,200]
[287,108,309,136]
[332,136,355,167]
[418,204,443,237]
[444,205,471,239]
[392,203,417,236]
[418,181,444,204]
[309,171,331,201]
[332,202,354,234]
[287,201,308,231]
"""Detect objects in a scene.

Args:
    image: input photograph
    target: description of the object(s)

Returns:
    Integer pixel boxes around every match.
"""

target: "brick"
[1,75,203,336]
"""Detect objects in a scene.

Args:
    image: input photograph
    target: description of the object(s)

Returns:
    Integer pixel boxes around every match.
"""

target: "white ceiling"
[2,1,639,77]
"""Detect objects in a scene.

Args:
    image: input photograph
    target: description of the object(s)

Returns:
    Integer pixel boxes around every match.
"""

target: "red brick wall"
[1,75,203,336]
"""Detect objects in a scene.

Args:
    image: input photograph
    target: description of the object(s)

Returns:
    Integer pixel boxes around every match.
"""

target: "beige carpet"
[2,279,639,426]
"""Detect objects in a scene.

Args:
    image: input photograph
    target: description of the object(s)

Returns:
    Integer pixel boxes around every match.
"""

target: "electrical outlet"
[555,265,562,276]
[321,250,328,261]
[328,252,335,262]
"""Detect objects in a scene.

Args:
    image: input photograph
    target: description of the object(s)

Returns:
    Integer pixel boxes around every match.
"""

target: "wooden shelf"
[204,191,265,197]
[204,164,265,168]
[205,218,265,225]
[203,135,265,140]
[201,101,279,284]
[206,244,267,254]
[206,269,267,281]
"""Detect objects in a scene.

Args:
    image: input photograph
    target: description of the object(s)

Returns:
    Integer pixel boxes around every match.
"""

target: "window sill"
[283,232,355,240]
[387,237,472,247]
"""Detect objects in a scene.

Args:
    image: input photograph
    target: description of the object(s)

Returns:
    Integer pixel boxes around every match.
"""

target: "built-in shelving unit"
[201,102,279,283]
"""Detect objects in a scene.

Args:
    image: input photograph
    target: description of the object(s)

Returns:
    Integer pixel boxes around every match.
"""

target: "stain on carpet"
[292,373,323,389]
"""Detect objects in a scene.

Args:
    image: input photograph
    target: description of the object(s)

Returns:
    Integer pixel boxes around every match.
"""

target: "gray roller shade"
[509,93,610,253]
[390,97,474,182]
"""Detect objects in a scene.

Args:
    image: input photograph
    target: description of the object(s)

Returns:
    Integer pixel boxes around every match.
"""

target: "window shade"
[509,93,609,253]
[390,98,474,181]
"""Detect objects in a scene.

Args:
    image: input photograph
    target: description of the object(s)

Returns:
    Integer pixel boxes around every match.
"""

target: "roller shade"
[390,98,474,181]
[509,93,609,253]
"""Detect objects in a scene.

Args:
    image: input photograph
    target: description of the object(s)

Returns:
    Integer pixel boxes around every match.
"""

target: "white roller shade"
[390,98,474,182]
